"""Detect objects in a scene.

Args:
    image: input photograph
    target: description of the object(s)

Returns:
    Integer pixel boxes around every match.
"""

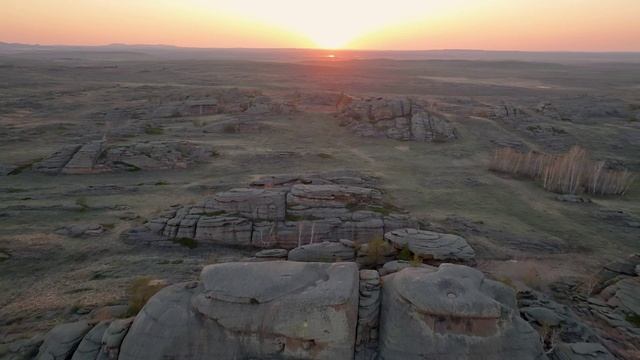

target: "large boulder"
[384,228,475,263]
[119,261,359,360]
[70,321,110,360]
[378,265,545,359]
[204,188,287,221]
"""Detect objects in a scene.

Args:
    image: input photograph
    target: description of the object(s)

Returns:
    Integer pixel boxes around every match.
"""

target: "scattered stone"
[288,241,356,262]
[553,342,616,360]
[384,228,475,263]
[378,265,545,359]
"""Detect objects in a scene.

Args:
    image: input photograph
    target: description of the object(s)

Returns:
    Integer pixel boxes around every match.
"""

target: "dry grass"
[490,146,634,195]
[126,277,167,316]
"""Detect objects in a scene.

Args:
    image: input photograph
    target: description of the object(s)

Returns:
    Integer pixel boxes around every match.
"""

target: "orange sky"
[2,0,639,51]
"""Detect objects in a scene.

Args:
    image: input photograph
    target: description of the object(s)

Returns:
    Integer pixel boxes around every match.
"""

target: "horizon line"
[2,41,640,54]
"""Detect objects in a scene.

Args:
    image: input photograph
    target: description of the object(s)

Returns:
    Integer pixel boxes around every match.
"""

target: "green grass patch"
[144,125,164,135]
[173,237,198,249]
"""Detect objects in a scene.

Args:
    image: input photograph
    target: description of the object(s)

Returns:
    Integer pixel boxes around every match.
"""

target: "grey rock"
[0,164,17,176]
[96,318,133,360]
[287,184,382,211]
[71,321,110,360]
[194,215,252,246]
[384,228,475,263]
[33,145,81,174]
[356,270,381,360]
[55,224,106,238]
[378,265,545,360]
[119,261,359,360]
[254,248,288,258]
[553,342,615,360]
[205,188,286,221]
[288,241,356,262]
[378,260,436,276]
[36,321,93,360]
[61,141,104,174]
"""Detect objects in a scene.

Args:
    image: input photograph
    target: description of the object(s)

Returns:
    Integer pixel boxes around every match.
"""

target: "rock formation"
[338,97,457,142]
[35,262,547,360]
[123,173,418,249]
[32,141,214,174]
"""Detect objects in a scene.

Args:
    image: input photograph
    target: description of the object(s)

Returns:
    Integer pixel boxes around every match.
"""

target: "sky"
[2,0,639,51]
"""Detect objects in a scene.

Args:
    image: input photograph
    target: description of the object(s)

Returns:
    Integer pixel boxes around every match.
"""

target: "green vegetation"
[75,197,90,211]
[126,277,167,316]
[625,313,640,328]
[397,245,412,261]
[144,125,164,135]
[173,237,198,249]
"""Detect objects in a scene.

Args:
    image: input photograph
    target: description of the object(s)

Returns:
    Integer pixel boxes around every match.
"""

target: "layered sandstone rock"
[384,228,476,263]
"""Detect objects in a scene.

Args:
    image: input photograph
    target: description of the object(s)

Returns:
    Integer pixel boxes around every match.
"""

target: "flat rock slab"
[384,228,475,263]
[378,264,544,359]
[288,241,356,262]
[120,261,359,360]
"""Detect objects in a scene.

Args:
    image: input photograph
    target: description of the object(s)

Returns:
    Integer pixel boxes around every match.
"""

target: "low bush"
[127,277,167,316]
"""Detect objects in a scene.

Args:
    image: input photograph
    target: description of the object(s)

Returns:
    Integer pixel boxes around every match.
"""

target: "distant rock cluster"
[31,140,214,174]
[338,97,457,142]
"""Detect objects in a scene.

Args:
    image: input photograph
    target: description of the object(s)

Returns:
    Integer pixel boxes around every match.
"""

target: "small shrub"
[625,313,640,327]
[397,245,412,261]
[365,238,394,265]
[144,125,164,135]
[173,237,198,249]
[75,197,89,211]
[222,124,238,133]
[409,254,423,267]
[127,277,167,316]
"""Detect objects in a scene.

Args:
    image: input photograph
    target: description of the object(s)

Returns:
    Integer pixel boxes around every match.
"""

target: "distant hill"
[1,42,640,63]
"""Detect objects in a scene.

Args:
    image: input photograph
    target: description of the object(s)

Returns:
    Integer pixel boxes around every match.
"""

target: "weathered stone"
[378,265,544,359]
[70,321,110,360]
[33,145,81,174]
[254,248,288,258]
[553,342,615,360]
[204,188,286,221]
[356,270,381,360]
[378,260,436,276]
[55,224,106,238]
[288,241,355,262]
[96,318,133,360]
[287,184,382,210]
[384,228,475,263]
[0,164,17,176]
[194,216,252,246]
[61,141,104,174]
[36,321,93,360]
[119,261,359,360]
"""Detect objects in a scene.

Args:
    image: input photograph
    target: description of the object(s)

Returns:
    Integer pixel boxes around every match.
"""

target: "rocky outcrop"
[378,265,545,359]
[518,290,616,360]
[32,141,214,174]
[339,97,457,142]
[123,173,417,250]
[36,262,547,360]
[118,261,359,360]
[384,228,476,264]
